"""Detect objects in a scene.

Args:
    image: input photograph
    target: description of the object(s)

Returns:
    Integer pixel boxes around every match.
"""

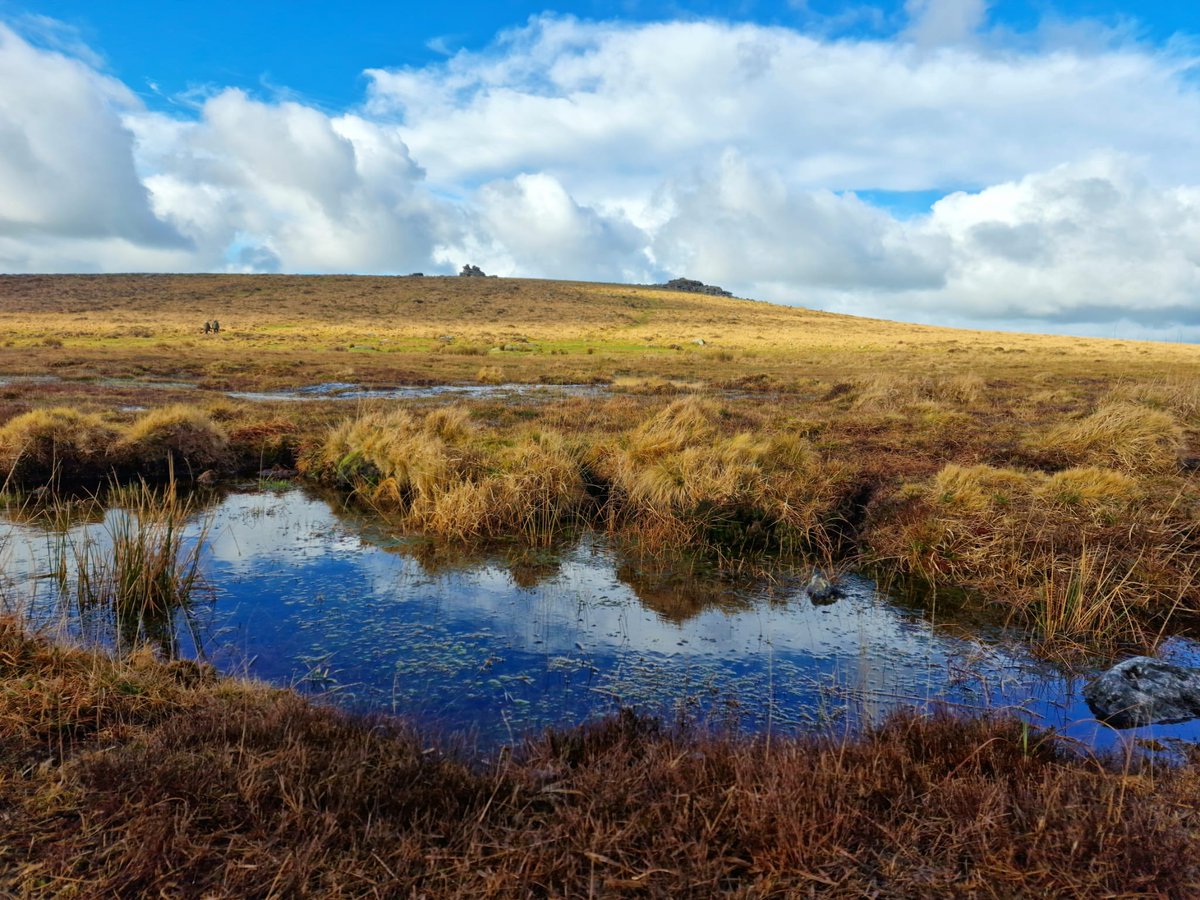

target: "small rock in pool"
[196,469,218,486]
[259,466,298,481]
[1083,656,1200,728]
[806,572,841,605]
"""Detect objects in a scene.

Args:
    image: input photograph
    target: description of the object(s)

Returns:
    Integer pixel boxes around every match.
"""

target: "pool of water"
[226,382,604,403]
[4,488,1199,752]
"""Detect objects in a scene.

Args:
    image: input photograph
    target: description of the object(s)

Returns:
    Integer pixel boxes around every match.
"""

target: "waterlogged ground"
[4,487,1200,752]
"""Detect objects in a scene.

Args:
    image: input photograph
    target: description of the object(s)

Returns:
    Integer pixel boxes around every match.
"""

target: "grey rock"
[460,264,487,277]
[1083,656,1200,728]
[806,572,841,605]
[692,338,706,346]
[656,277,733,297]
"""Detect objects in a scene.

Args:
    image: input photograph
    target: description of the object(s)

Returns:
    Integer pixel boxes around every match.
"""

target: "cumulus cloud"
[449,172,650,280]
[3,13,1200,338]
[0,24,183,255]
[132,90,453,272]
[368,16,1200,196]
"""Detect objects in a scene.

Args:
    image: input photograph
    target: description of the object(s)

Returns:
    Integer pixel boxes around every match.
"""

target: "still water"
[4,487,1199,752]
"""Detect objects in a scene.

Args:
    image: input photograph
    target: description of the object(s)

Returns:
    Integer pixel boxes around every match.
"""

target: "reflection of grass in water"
[48,479,211,655]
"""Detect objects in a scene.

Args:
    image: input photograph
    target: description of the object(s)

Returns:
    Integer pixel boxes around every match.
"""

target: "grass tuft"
[0,407,118,485]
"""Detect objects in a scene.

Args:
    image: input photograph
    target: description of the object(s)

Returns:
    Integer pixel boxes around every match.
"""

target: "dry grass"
[114,404,229,475]
[0,405,229,486]
[1033,401,1183,473]
[46,481,209,653]
[870,462,1198,646]
[3,275,1200,646]
[0,621,1198,897]
[596,397,855,552]
[0,407,118,485]
[302,406,586,543]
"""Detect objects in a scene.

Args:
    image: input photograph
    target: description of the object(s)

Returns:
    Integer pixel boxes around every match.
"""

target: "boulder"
[1083,656,1200,727]
[806,571,841,605]
[460,264,487,277]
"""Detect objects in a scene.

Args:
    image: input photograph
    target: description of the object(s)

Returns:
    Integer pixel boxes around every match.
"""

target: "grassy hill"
[2,274,1196,390]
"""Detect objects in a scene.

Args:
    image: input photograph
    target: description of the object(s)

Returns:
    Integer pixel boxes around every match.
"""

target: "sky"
[2,1,1200,339]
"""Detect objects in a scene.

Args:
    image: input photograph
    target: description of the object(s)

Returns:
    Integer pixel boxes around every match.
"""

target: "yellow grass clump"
[1033,402,1182,473]
[303,406,585,543]
[872,462,1194,645]
[114,405,229,473]
[598,397,854,550]
[0,407,118,484]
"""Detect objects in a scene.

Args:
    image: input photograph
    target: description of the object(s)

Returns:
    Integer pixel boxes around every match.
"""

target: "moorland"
[1,273,1199,895]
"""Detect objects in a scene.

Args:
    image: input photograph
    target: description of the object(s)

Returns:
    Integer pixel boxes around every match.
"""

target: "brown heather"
[0,621,1197,898]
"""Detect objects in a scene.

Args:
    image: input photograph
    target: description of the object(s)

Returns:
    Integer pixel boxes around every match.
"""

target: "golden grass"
[872,462,1196,646]
[1034,401,1183,473]
[595,397,854,551]
[0,406,118,484]
[303,406,586,543]
[114,403,229,473]
[2,274,1200,644]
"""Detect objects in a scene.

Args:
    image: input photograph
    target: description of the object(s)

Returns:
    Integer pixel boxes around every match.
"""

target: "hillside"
[1,274,1196,391]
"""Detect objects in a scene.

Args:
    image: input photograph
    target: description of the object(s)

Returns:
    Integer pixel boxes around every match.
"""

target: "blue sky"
[2,1,1200,339]
[7,1,1198,111]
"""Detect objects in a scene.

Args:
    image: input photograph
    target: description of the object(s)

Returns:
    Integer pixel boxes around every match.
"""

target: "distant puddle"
[226,382,605,402]
[4,489,1200,752]
[0,375,603,403]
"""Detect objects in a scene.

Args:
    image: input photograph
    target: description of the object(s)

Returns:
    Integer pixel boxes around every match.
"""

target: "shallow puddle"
[4,488,1199,752]
[226,382,604,402]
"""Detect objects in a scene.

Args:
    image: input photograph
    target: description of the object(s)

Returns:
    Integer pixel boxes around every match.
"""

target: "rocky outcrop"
[1083,656,1200,727]
[651,278,733,297]
[460,264,487,277]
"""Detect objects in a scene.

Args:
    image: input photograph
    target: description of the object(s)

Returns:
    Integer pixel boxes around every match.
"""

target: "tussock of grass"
[1033,402,1182,473]
[872,462,1195,645]
[0,407,118,484]
[851,372,986,411]
[597,397,855,551]
[303,406,585,543]
[0,623,1197,897]
[114,404,229,474]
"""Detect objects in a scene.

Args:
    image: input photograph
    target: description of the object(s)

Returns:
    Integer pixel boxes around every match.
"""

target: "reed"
[48,479,210,654]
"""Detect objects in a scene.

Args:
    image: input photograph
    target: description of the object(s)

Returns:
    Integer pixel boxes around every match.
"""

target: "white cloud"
[0,25,182,251]
[452,172,651,280]
[368,16,1200,195]
[131,90,453,272]
[904,0,990,47]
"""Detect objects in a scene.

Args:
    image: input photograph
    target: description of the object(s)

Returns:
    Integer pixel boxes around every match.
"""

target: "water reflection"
[4,487,1200,753]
